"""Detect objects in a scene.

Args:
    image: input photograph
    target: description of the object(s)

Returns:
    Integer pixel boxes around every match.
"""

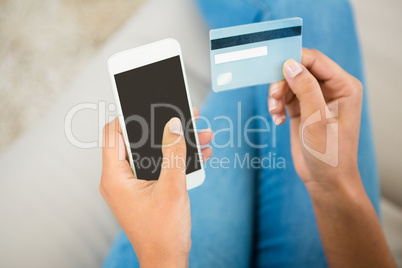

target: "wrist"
[138,248,189,268]
[305,164,361,197]
[305,169,371,216]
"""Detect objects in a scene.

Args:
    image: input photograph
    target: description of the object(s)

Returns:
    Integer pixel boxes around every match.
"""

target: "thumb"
[283,59,326,119]
[159,117,187,185]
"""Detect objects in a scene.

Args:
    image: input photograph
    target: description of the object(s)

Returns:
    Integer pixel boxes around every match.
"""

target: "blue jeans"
[103,0,380,267]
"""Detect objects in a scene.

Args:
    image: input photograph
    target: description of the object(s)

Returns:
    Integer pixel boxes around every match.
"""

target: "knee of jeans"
[315,0,354,18]
[273,0,354,18]
[194,0,261,28]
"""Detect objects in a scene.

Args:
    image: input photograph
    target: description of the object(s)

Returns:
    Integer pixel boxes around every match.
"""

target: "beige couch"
[0,0,400,266]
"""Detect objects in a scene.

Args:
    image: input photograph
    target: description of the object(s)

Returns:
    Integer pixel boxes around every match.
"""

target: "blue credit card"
[209,17,303,92]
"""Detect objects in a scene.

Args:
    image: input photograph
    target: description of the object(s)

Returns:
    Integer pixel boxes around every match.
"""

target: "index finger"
[193,106,200,121]
[102,118,131,173]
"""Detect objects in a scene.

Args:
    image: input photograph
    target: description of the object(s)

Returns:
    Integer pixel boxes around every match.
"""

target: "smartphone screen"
[114,55,201,180]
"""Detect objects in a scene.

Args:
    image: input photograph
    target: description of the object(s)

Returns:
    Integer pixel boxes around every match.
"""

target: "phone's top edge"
[107,38,181,67]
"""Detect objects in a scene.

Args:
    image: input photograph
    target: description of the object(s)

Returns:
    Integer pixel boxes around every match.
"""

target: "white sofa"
[0,0,401,267]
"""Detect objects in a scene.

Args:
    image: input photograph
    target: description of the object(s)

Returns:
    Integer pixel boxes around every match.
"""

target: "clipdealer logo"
[301,101,339,167]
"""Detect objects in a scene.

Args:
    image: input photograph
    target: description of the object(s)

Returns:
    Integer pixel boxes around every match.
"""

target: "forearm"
[306,173,396,268]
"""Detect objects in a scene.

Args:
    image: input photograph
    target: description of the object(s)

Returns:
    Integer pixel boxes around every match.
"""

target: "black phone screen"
[114,55,201,180]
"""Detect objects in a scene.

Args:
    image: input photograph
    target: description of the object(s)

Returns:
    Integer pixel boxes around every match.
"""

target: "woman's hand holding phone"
[268,48,395,267]
[100,107,213,267]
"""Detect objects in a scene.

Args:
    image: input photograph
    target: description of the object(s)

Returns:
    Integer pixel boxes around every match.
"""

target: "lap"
[189,89,259,267]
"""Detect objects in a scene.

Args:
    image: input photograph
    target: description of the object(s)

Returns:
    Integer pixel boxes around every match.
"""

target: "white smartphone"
[107,38,205,189]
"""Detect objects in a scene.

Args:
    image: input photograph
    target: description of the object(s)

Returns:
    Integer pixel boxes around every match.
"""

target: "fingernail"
[206,128,214,140]
[268,98,278,111]
[284,59,302,78]
[169,117,183,135]
[273,115,286,125]
[270,82,280,96]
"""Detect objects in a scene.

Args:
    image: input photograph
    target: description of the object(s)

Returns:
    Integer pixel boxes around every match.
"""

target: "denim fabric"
[103,0,379,267]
